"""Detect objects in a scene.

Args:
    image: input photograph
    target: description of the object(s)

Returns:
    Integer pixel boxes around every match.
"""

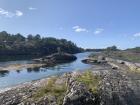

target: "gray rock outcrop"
[63,77,97,105]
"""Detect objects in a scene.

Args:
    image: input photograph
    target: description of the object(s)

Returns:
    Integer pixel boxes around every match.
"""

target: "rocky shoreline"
[82,55,140,71]
[0,63,47,71]
[1,64,140,105]
[0,71,99,105]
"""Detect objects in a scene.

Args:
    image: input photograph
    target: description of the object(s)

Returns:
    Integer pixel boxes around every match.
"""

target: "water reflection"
[0,55,41,62]
[27,67,39,73]
[0,70,9,77]
[26,65,63,73]
[16,70,21,73]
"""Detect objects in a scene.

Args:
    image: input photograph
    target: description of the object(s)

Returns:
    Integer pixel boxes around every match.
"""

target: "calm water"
[0,52,92,89]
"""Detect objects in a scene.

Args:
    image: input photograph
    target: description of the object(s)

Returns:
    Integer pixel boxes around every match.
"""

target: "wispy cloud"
[94,28,104,35]
[28,7,37,10]
[0,8,14,17]
[72,26,88,32]
[0,8,23,18]
[15,10,23,16]
[133,32,140,37]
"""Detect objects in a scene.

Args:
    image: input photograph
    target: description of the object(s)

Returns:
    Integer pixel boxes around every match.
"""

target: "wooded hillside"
[0,31,83,56]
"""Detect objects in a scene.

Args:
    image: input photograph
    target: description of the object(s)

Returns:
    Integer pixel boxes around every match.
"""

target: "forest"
[0,31,83,56]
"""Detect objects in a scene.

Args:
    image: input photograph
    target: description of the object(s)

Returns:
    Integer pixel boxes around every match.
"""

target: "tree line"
[0,31,83,56]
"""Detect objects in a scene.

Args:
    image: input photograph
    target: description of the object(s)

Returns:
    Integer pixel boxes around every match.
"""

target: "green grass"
[104,51,140,62]
[33,77,67,105]
[90,51,140,63]
[32,71,101,104]
[76,70,101,93]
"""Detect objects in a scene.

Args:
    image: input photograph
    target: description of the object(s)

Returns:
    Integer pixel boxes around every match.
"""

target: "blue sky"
[0,0,140,49]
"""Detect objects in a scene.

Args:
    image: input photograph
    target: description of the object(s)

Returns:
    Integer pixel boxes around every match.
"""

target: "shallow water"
[0,52,92,89]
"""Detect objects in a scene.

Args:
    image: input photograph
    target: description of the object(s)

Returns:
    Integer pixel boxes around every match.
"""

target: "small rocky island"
[33,52,77,66]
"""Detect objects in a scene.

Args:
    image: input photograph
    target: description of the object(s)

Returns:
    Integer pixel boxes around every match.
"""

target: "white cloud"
[133,32,140,37]
[72,26,88,32]
[0,8,23,18]
[15,10,23,16]
[73,26,79,29]
[0,8,14,17]
[94,28,104,35]
[29,7,37,10]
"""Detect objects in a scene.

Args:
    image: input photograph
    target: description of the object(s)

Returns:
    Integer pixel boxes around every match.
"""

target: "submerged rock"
[82,59,98,64]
